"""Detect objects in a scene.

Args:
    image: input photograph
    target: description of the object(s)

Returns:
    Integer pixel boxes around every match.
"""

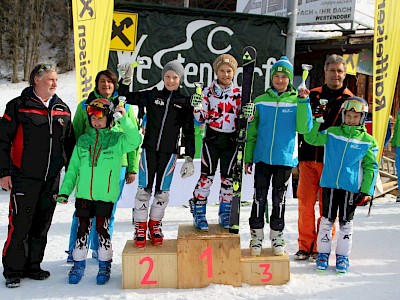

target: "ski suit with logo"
[297,84,353,254]
[244,86,312,232]
[0,87,75,278]
[304,121,378,256]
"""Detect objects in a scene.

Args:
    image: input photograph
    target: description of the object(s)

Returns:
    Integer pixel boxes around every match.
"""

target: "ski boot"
[65,250,73,263]
[316,253,330,271]
[336,255,349,274]
[69,260,86,284]
[134,221,147,248]
[5,277,21,288]
[148,219,164,246]
[96,260,112,285]
[270,230,285,256]
[294,250,310,261]
[250,228,264,256]
[218,201,231,229]
[189,199,208,231]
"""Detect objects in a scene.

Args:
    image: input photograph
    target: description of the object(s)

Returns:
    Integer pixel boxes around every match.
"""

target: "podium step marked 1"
[122,224,290,289]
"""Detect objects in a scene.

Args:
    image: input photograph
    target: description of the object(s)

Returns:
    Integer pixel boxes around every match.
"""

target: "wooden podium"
[122,224,290,289]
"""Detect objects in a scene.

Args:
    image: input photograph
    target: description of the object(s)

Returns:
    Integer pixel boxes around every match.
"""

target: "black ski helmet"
[341,96,369,125]
[86,98,115,128]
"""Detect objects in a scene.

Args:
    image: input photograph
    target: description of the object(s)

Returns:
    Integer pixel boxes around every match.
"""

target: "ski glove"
[118,62,133,85]
[190,93,202,109]
[354,192,372,206]
[180,156,195,178]
[242,103,255,121]
[56,194,69,204]
[315,116,325,123]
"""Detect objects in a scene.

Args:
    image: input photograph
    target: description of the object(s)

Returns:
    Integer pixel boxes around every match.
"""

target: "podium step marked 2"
[122,224,290,289]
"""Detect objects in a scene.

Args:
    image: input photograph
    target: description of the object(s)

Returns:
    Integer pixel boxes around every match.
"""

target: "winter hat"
[162,60,185,84]
[270,56,293,83]
[213,54,238,75]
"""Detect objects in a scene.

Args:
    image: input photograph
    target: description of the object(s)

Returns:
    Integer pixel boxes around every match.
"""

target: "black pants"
[321,187,357,224]
[249,163,292,231]
[2,175,58,278]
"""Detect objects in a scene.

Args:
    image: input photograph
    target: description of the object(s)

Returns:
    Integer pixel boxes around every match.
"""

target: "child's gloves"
[118,63,133,85]
[190,94,202,109]
[180,156,195,178]
[354,192,372,206]
[242,103,255,120]
[315,116,325,123]
[56,194,69,204]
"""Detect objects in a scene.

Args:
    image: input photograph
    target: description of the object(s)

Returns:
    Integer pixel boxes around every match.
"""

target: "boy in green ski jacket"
[304,96,378,274]
[66,70,140,263]
[57,99,142,285]
[244,56,313,256]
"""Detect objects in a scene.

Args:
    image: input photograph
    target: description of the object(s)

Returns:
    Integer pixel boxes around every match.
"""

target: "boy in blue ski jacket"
[304,96,378,273]
[244,56,313,256]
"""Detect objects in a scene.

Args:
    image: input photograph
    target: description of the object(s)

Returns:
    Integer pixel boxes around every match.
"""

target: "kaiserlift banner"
[373,0,400,162]
[72,0,114,102]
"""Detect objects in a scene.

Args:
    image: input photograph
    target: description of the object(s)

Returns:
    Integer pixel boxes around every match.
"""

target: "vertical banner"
[373,0,400,162]
[72,0,114,102]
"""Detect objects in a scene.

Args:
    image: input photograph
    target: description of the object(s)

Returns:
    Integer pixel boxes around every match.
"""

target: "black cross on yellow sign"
[110,12,138,52]
[343,53,359,76]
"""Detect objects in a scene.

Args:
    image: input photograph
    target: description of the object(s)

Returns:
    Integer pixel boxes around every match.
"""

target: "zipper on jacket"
[90,131,100,200]
[336,126,353,188]
[156,92,172,151]
[44,103,68,181]
[108,170,112,193]
[270,101,279,164]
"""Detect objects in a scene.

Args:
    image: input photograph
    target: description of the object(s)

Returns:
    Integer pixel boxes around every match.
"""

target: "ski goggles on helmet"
[87,105,107,118]
[342,99,368,113]
[86,99,111,118]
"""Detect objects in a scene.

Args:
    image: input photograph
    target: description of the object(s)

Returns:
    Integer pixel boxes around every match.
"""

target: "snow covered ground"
[0,71,400,299]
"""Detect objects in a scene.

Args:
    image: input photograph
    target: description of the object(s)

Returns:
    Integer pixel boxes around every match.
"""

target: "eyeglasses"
[87,105,106,118]
[343,100,368,113]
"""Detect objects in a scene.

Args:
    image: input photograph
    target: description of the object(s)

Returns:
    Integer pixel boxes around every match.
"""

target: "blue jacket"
[305,121,378,195]
[245,87,312,167]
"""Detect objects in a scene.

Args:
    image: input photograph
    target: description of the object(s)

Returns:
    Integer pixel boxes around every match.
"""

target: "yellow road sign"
[110,12,138,52]
[343,53,359,76]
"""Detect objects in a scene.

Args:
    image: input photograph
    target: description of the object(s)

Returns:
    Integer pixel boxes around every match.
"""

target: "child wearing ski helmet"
[304,96,378,273]
[66,69,140,264]
[244,56,313,256]
[56,98,142,284]
[189,53,254,231]
[118,60,196,248]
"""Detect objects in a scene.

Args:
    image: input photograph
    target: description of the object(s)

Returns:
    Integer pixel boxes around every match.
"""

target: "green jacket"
[73,97,140,173]
[59,114,142,202]
[391,112,400,147]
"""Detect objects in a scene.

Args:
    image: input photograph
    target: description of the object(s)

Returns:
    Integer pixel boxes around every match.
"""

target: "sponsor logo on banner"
[111,12,138,52]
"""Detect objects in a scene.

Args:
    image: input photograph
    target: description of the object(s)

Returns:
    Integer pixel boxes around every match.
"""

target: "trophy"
[131,56,144,68]
[194,81,204,95]
[191,82,204,109]
[298,64,313,90]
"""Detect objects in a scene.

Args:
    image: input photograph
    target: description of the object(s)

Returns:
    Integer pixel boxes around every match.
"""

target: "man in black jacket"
[0,63,75,288]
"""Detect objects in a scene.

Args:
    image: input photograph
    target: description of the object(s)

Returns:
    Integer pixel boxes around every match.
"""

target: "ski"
[229,46,257,234]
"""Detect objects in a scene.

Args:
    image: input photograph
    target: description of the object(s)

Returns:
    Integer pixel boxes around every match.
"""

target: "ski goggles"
[86,105,107,118]
[343,100,368,113]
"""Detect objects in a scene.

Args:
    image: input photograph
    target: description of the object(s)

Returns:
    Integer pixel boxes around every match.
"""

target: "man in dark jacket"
[0,63,75,288]
[295,54,354,261]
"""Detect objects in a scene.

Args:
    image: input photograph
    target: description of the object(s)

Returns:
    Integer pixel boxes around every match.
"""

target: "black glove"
[354,192,372,206]
[313,99,328,118]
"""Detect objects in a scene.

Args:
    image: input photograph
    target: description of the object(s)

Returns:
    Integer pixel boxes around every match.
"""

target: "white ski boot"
[270,230,285,256]
[250,228,264,256]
